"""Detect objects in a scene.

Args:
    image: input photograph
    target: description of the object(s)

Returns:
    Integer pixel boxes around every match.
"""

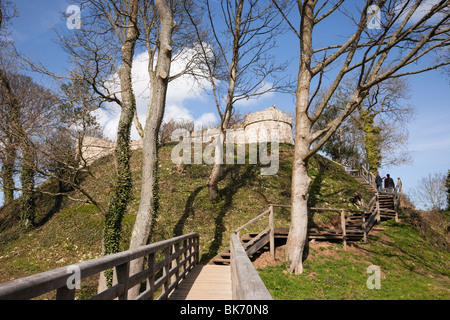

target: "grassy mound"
[257,216,450,300]
[0,143,372,298]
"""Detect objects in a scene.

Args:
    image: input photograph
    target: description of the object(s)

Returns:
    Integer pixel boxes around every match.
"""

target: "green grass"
[258,220,450,300]
[0,143,380,299]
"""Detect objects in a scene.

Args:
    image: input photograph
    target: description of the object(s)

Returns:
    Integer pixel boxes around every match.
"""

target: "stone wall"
[79,136,143,166]
[243,105,293,144]
[79,105,293,165]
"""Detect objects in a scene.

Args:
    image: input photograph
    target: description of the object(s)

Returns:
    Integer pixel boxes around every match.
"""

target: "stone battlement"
[243,105,293,144]
[79,105,293,165]
[78,136,143,166]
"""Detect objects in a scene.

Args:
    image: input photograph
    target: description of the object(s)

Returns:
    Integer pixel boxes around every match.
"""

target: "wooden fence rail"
[230,233,272,300]
[0,233,199,300]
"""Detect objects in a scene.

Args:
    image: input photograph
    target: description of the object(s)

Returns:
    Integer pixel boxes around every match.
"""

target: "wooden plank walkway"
[169,265,232,300]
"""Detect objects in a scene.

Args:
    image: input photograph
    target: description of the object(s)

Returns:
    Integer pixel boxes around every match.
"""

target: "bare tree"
[55,0,140,289]
[354,77,413,173]
[274,0,449,273]
[159,118,194,144]
[446,170,450,211]
[0,69,60,227]
[127,0,178,298]
[187,0,291,200]
[411,172,447,211]
[125,0,212,298]
[316,76,414,172]
[1,1,105,218]
[0,1,18,205]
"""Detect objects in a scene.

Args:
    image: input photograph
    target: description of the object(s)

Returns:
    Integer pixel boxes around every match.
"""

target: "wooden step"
[209,231,271,265]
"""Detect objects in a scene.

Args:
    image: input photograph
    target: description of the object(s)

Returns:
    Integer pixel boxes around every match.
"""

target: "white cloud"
[196,113,218,128]
[97,49,215,141]
[395,0,444,24]
[164,104,195,123]
[233,81,276,107]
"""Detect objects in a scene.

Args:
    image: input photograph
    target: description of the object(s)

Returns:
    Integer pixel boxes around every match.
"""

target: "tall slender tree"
[274,0,449,273]
[57,0,140,288]
[187,0,290,200]
[127,0,177,298]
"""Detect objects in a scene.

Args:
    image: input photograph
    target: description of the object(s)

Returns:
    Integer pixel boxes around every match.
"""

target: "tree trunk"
[285,0,314,274]
[358,108,382,175]
[98,0,139,292]
[20,142,35,228]
[128,0,175,299]
[1,141,16,204]
[0,69,33,221]
[207,130,224,200]
[286,140,311,274]
[0,69,20,206]
[206,0,242,201]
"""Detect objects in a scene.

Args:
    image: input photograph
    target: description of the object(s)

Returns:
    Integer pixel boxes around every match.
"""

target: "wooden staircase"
[354,176,377,194]
[209,231,271,265]
[378,193,395,210]
[209,167,401,265]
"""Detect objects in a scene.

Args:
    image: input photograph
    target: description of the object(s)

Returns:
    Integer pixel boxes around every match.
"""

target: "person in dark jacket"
[384,174,395,194]
[375,173,383,192]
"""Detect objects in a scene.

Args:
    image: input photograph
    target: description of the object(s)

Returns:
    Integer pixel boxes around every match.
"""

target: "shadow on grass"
[202,165,259,263]
[173,185,205,237]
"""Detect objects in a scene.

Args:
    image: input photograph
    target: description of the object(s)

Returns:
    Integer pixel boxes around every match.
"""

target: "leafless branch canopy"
[273,0,449,160]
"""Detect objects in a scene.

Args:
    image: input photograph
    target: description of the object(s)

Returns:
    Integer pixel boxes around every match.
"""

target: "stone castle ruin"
[79,105,293,165]
[243,105,293,144]
[78,136,143,166]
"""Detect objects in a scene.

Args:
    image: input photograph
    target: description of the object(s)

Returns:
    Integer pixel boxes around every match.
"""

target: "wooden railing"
[358,166,376,189]
[364,194,380,236]
[309,207,366,250]
[234,205,275,258]
[230,233,272,300]
[0,233,199,300]
[236,198,392,253]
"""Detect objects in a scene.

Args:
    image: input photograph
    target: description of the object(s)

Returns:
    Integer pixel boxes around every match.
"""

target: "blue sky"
[1,0,449,208]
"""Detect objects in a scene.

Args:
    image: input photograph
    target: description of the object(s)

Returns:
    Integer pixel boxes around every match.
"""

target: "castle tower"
[243,105,293,144]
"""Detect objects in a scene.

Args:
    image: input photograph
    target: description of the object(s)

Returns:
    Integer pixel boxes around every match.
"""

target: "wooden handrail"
[230,233,272,300]
[234,208,271,235]
[0,233,199,300]
[309,207,364,213]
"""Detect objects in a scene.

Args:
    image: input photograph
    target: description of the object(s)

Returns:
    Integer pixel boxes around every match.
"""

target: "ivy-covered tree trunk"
[102,103,134,287]
[446,170,450,211]
[20,142,35,228]
[103,106,134,256]
[0,69,28,215]
[1,141,16,204]
[99,0,139,290]
[358,107,382,175]
[128,0,175,299]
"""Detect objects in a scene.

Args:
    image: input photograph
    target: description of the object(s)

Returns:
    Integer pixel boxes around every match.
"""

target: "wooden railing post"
[182,239,188,275]
[269,205,275,259]
[162,247,170,297]
[376,194,380,224]
[147,253,155,300]
[115,261,130,300]
[362,213,367,243]
[171,243,181,288]
[55,285,75,300]
[195,235,200,265]
[188,237,194,267]
[340,210,347,250]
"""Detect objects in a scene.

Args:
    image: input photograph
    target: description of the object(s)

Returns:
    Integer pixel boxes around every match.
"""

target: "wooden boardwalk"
[169,265,232,300]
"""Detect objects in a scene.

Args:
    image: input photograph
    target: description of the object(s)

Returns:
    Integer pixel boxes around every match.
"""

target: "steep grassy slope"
[0,143,372,298]
[258,217,450,299]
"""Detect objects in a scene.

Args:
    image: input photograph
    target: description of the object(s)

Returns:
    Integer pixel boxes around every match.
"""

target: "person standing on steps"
[375,173,383,192]
[384,174,395,194]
